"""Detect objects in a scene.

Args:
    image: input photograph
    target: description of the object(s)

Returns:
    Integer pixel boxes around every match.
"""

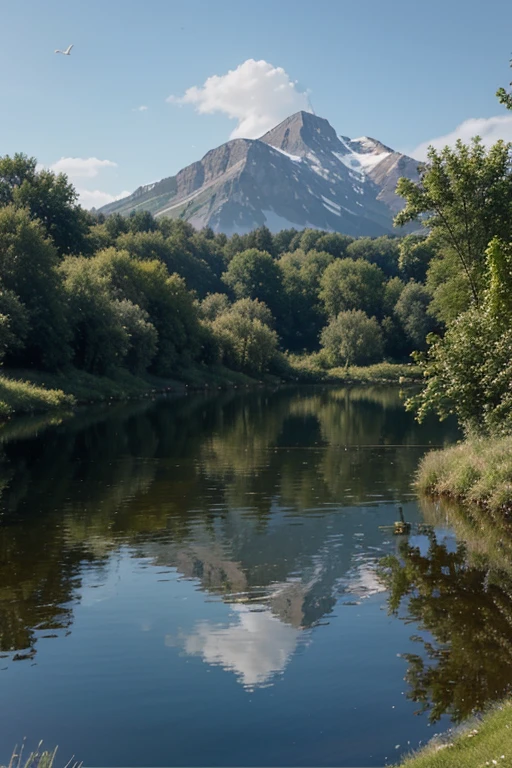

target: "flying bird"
[55,44,73,55]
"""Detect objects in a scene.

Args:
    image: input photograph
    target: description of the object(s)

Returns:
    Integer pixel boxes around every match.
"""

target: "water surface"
[0,386,488,766]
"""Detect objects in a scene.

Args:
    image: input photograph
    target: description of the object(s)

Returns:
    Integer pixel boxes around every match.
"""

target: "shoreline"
[0,362,420,420]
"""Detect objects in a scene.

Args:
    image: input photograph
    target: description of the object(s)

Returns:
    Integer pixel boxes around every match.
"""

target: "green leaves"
[395,138,512,309]
[320,310,384,368]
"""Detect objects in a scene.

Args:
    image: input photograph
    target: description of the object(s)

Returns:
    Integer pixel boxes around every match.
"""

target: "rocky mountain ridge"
[99,111,421,236]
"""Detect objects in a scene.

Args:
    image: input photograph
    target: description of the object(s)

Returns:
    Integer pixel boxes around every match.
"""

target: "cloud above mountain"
[78,188,131,209]
[49,156,118,178]
[42,157,129,210]
[411,115,512,160]
[168,58,312,139]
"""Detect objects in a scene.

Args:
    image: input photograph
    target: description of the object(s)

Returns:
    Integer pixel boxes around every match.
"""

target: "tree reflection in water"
[381,531,512,723]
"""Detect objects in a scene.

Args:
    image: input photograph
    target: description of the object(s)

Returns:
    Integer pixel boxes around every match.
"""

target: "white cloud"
[410,115,512,160]
[49,156,117,179]
[39,156,129,210]
[77,188,130,210]
[134,105,148,112]
[167,58,312,139]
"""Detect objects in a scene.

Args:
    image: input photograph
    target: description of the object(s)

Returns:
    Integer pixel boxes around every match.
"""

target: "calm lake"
[0,385,507,766]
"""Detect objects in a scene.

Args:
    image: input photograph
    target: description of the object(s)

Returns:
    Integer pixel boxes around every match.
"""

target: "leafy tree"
[273,229,299,255]
[211,310,278,374]
[380,277,408,359]
[116,230,220,296]
[222,248,283,317]
[425,251,471,324]
[0,153,88,255]
[198,293,230,321]
[0,206,70,368]
[279,248,332,350]
[409,238,512,432]
[346,236,400,276]
[91,248,202,375]
[297,228,324,253]
[486,236,512,318]
[394,281,436,349]
[0,287,29,361]
[320,310,384,367]
[319,258,385,319]
[314,233,353,259]
[395,138,512,308]
[383,276,405,315]
[104,213,129,240]
[245,225,276,256]
[113,299,158,374]
[406,311,512,434]
[128,210,158,233]
[398,234,437,282]
[59,256,130,374]
[229,297,274,328]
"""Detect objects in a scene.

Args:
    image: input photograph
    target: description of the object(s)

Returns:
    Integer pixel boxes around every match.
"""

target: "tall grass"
[4,742,81,768]
[416,435,512,515]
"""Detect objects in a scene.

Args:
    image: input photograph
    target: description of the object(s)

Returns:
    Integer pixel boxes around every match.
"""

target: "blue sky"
[2,0,512,207]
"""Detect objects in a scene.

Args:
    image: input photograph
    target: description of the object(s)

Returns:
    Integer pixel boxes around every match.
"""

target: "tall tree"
[395,138,512,308]
[0,153,89,255]
[222,249,283,318]
[319,258,385,319]
[320,310,384,367]
[0,206,70,368]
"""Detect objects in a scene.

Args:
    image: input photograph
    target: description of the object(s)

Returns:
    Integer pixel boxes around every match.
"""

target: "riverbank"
[284,355,422,384]
[397,701,512,767]
[0,362,420,418]
[416,435,512,516]
[0,365,262,418]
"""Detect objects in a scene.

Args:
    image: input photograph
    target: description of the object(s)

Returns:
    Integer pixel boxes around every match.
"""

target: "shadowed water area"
[0,386,508,766]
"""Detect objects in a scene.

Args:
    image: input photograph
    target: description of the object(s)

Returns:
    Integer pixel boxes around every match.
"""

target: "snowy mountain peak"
[99,112,420,234]
[349,136,394,155]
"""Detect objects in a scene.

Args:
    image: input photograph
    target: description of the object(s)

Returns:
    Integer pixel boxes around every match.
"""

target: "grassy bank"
[284,354,422,384]
[398,701,512,767]
[0,364,269,419]
[0,360,417,419]
[416,435,512,515]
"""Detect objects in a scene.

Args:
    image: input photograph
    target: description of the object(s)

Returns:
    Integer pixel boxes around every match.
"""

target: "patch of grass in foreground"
[3,742,81,768]
[416,434,512,514]
[398,701,512,767]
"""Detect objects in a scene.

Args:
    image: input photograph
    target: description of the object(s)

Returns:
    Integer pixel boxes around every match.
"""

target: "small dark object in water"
[13,650,36,661]
[394,506,411,535]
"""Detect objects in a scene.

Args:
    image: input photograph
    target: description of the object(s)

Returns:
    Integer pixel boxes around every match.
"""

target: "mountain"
[99,111,421,236]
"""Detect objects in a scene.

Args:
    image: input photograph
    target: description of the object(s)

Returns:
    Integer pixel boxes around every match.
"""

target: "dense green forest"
[0,152,442,383]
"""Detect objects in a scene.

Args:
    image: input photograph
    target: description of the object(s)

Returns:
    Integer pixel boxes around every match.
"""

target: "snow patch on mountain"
[271,147,302,163]
[333,137,391,180]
